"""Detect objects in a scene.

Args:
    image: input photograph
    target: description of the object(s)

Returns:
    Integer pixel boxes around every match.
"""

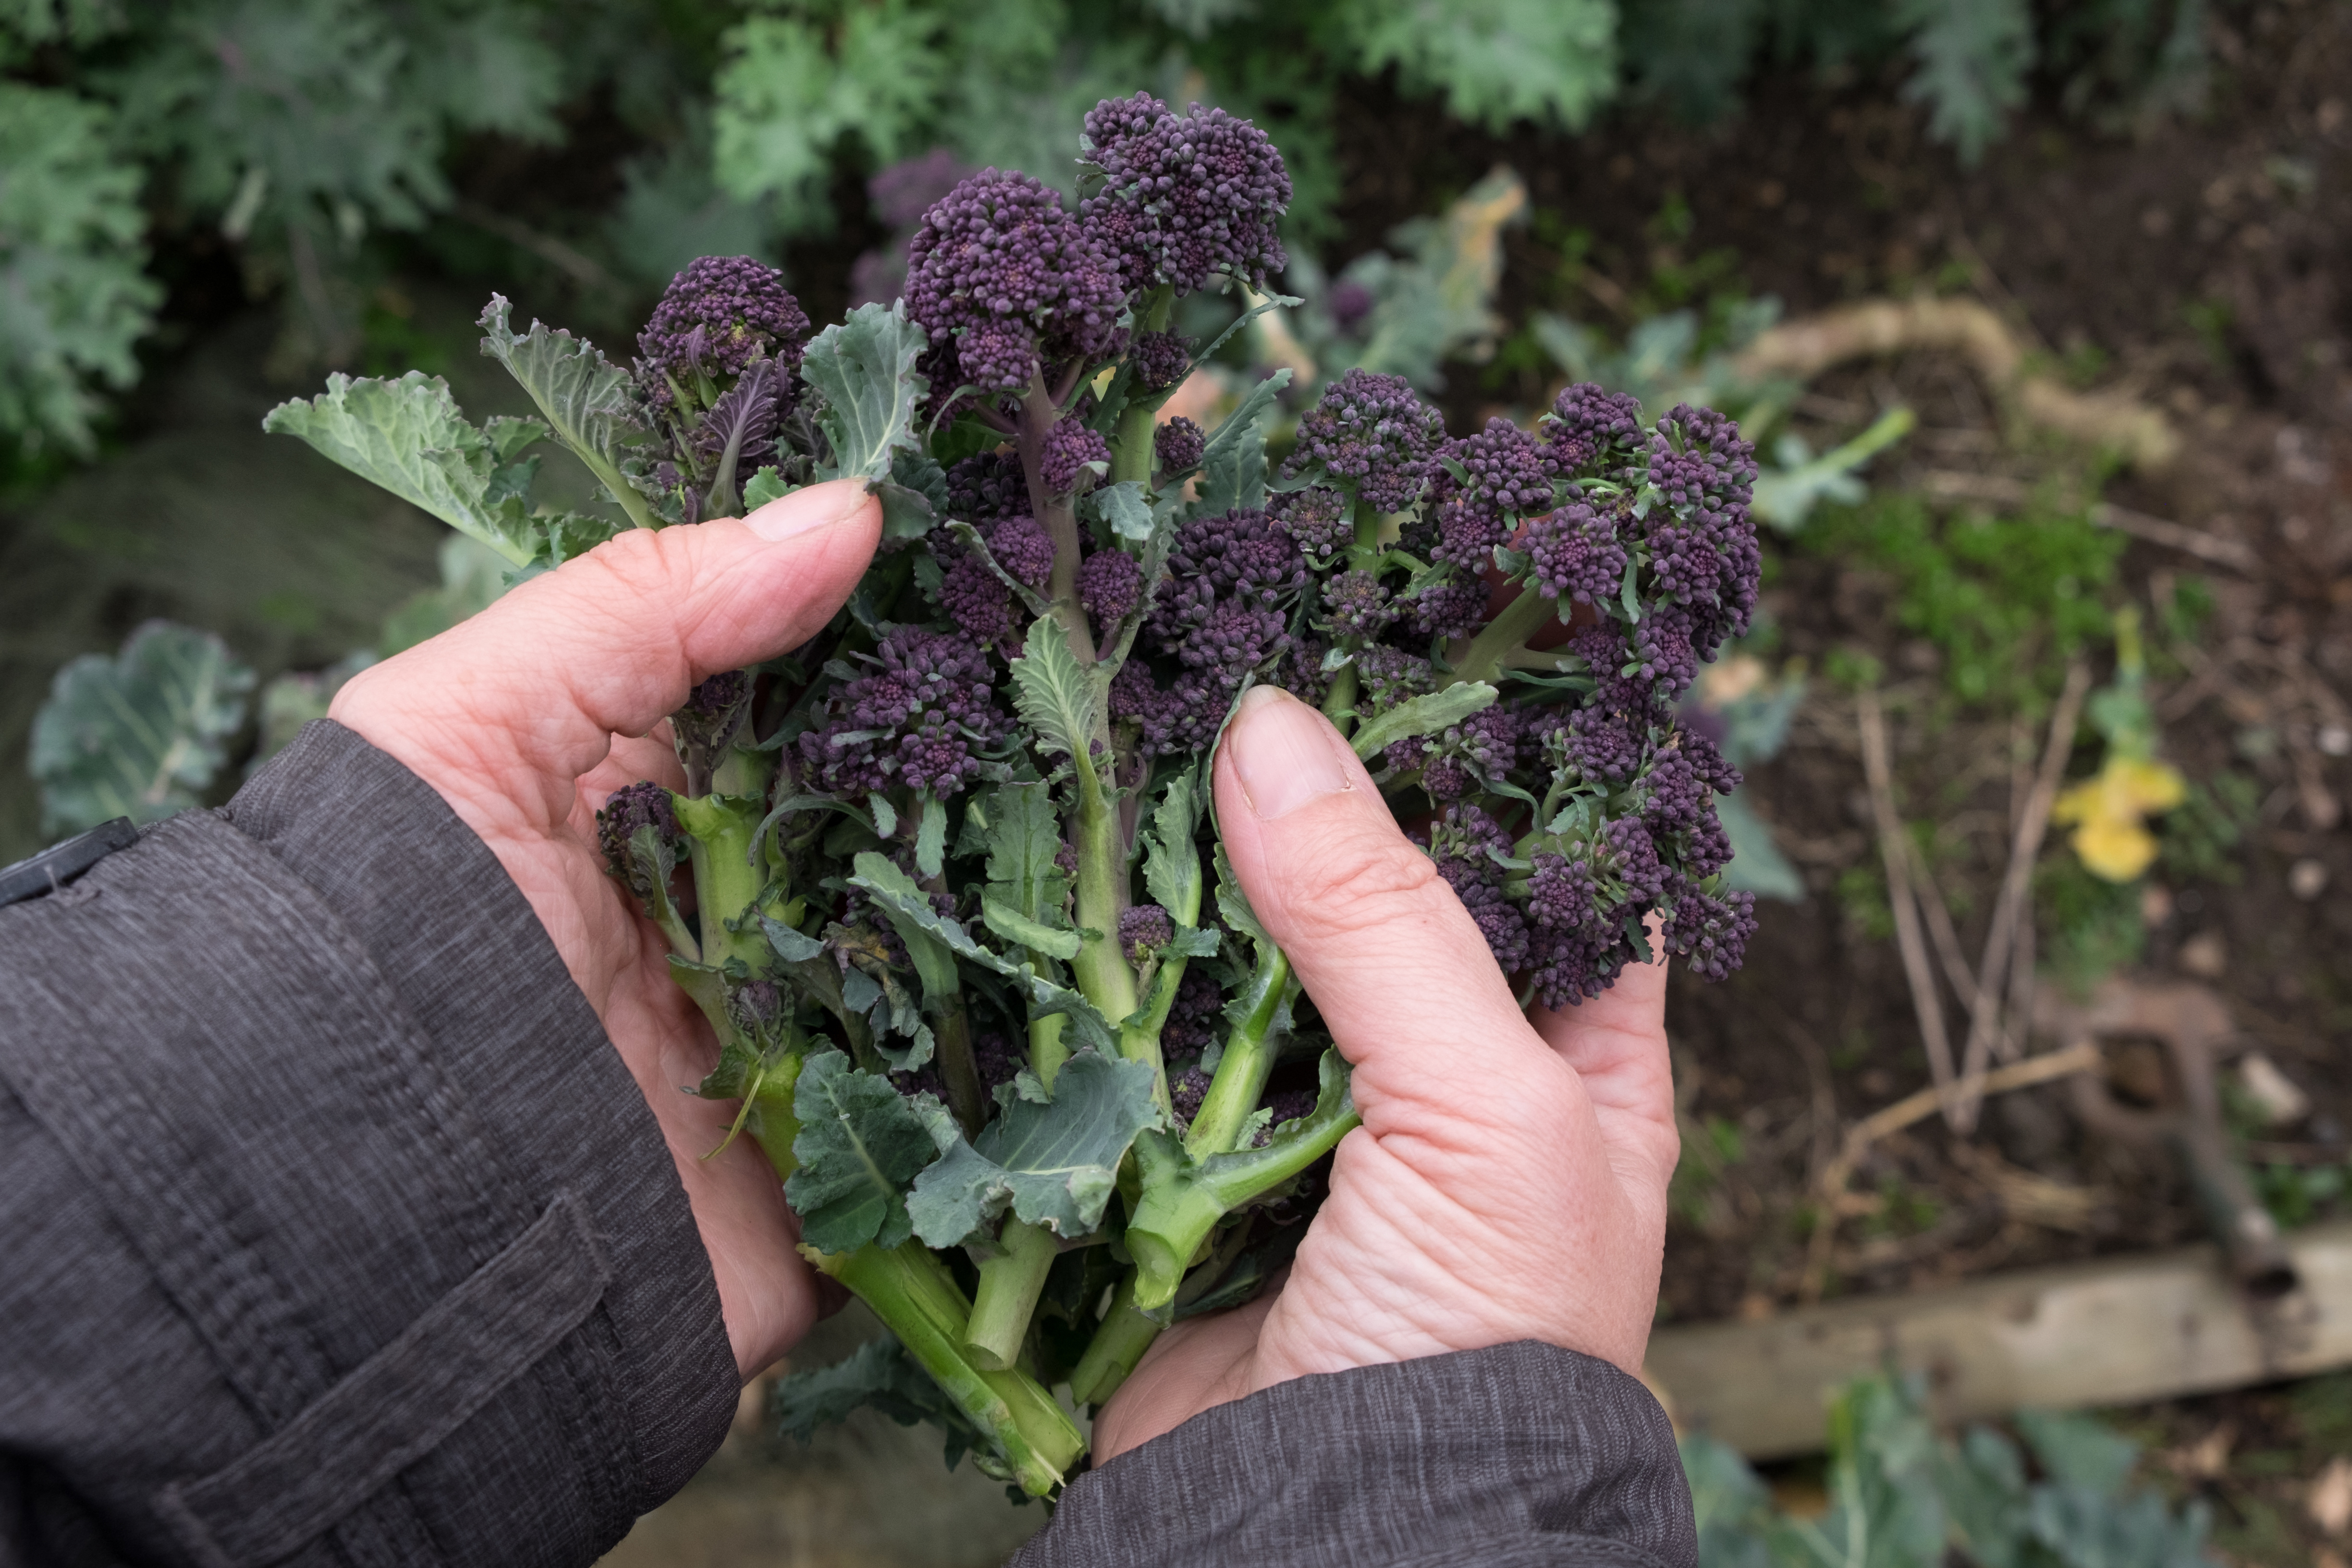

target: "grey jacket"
[0,723,1695,1568]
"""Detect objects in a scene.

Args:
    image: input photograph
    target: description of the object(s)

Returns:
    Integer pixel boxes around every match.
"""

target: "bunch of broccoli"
[268,92,1758,1500]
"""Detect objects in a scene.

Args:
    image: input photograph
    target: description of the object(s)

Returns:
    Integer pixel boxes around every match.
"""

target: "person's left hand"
[330,480,882,1380]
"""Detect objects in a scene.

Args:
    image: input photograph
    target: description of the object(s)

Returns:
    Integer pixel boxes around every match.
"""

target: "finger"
[1530,938,1678,1196]
[333,480,879,823]
[1211,685,1554,1115]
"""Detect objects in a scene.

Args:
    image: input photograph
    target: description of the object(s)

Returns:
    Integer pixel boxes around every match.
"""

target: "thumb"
[1211,685,1554,1119]
[334,479,880,814]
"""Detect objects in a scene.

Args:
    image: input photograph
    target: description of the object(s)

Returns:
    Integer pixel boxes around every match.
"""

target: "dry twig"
[1856,690,1959,1116]
[1950,662,2093,1131]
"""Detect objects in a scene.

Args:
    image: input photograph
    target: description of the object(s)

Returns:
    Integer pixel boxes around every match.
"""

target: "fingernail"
[746,478,869,541]
[1230,686,1352,820]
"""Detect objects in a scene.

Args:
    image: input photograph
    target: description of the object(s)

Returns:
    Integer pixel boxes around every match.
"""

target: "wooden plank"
[1642,1220,2352,1459]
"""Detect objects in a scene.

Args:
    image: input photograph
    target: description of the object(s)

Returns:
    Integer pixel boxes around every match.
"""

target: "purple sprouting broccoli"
[1521,501,1628,607]
[1662,880,1758,982]
[1353,645,1435,714]
[1389,704,1523,803]
[945,451,1028,521]
[1166,598,1289,752]
[1041,418,1111,495]
[1162,967,1225,1059]
[1118,904,1176,964]
[1432,417,1554,570]
[1629,604,1701,698]
[986,515,1056,589]
[1169,1064,1213,1127]
[1079,92,1291,295]
[1153,416,1204,475]
[1327,278,1375,334]
[1543,381,1644,475]
[905,170,1125,394]
[674,669,750,751]
[797,626,1009,799]
[1282,369,1446,515]
[1636,405,1762,664]
[1109,659,1184,759]
[726,978,783,1038]
[940,551,1014,644]
[636,255,811,411]
[1131,330,1191,391]
[596,780,683,905]
[1317,569,1394,640]
[1078,546,1143,626]
[1419,804,1529,973]
[1406,576,1490,640]
[1271,484,1351,562]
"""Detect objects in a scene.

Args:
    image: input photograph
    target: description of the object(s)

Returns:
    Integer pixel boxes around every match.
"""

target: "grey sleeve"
[0,721,739,1568]
[1012,1341,1696,1568]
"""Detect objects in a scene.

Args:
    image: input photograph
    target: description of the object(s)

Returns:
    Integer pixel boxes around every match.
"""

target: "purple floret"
[1281,369,1446,515]
[1041,419,1110,495]
[1170,1065,1213,1126]
[945,451,1028,521]
[1154,416,1205,474]
[1079,92,1291,294]
[1318,569,1394,639]
[1270,484,1351,561]
[797,626,1009,799]
[939,549,1014,644]
[1118,904,1176,963]
[1078,546,1142,625]
[1407,575,1489,640]
[1162,965,1226,1058]
[1353,645,1435,712]
[727,978,783,1035]
[905,170,1125,393]
[1419,804,1528,972]
[1522,502,1628,606]
[1432,417,1554,570]
[636,256,811,408]
[1636,405,1762,662]
[1146,508,1306,651]
[985,514,1056,589]
[595,779,683,895]
[1543,382,1644,474]
[1132,330,1191,391]
[1663,883,1757,981]
[1328,278,1375,334]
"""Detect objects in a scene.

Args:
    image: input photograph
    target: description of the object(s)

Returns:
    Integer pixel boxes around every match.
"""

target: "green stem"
[810,1239,1086,1495]
[1184,946,1292,1158]
[1072,767,1140,1038]
[1029,1013,1069,1093]
[933,996,986,1139]
[675,792,772,971]
[1018,375,1097,664]
[1448,582,1558,687]
[1067,1274,1162,1407]
[747,1053,806,1178]
[966,1219,1060,1371]
[1109,288,1175,487]
[1320,663,1359,735]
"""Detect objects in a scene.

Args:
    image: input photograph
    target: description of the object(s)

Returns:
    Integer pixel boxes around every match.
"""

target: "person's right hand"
[1093,684,1679,1461]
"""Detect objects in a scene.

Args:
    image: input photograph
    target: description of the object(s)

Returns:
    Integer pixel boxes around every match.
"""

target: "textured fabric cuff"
[1015,1341,1696,1568]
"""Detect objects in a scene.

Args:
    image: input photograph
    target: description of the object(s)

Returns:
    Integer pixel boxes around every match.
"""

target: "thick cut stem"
[1184,946,1292,1158]
[747,1054,806,1178]
[810,1239,1086,1495]
[932,997,986,1139]
[965,1219,1060,1371]
[1071,768,1139,1033]
[1448,582,1559,687]
[1067,1274,1162,1407]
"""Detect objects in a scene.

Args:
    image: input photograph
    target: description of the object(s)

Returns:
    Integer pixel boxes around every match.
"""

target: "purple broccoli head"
[1078,546,1143,625]
[905,170,1126,394]
[1040,418,1111,496]
[1079,92,1291,294]
[797,626,1009,799]
[636,256,810,409]
[1153,415,1205,475]
[1118,904,1176,963]
[1271,484,1351,561]
[1282,369,1444,515]
[1131,330,1192,392]
[1543,381,1644,474]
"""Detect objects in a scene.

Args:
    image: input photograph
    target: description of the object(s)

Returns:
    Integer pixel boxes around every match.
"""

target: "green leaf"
[1350,680,1499,760]
[878,448,950,541]
[1142,766,1206,923]
[476,294,654,529]
[263,371,540,565]
[1092,479,1154,542]
[2013,1409,2140,1498]
[771,1336,983,1450]
[914,795,948,880]
[907,1050,1162,1245]
[1718,791,1806,904]
[743,465,790,509]
[785,1051,940,1253]
[1008,615,1100,766]
[1898,0,2034,165]
[1336,0,1617,134]
[979,780,1069,923]
[805,302,930,484]
[0,83,160,456]
[1212,842,1272,948]
[31,621,255,834]
[850,852,962,1004]
[1188,368,1289,518]
[980,893,1082,962]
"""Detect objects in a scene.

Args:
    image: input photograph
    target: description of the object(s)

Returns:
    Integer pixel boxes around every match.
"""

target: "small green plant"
[1685,1372,2217,1568]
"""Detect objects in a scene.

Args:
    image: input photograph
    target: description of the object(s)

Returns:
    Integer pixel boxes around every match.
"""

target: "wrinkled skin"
[331,480,882,1379]
[1093,685,1677,1462]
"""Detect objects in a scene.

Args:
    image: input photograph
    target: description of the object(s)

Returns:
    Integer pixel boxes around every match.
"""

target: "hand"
[329,480,882,1380]
[1093,685,1678,1460]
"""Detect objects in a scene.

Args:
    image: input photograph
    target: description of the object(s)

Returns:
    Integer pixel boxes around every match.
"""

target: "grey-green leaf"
[906,1050,1161,1246]
[1350,681,1499,760]
[785,1051,940,1253]
[263,371,540,565]
[1141,766,1205,923]
[979,780,1068,921]
[1212,842,1272,948]
[31,621,255,834]
[980,892,1082,962]
[477,296,652,529]
[1092,479,1154,542]
[1008,615,1100,766]
[805,302,928,484]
